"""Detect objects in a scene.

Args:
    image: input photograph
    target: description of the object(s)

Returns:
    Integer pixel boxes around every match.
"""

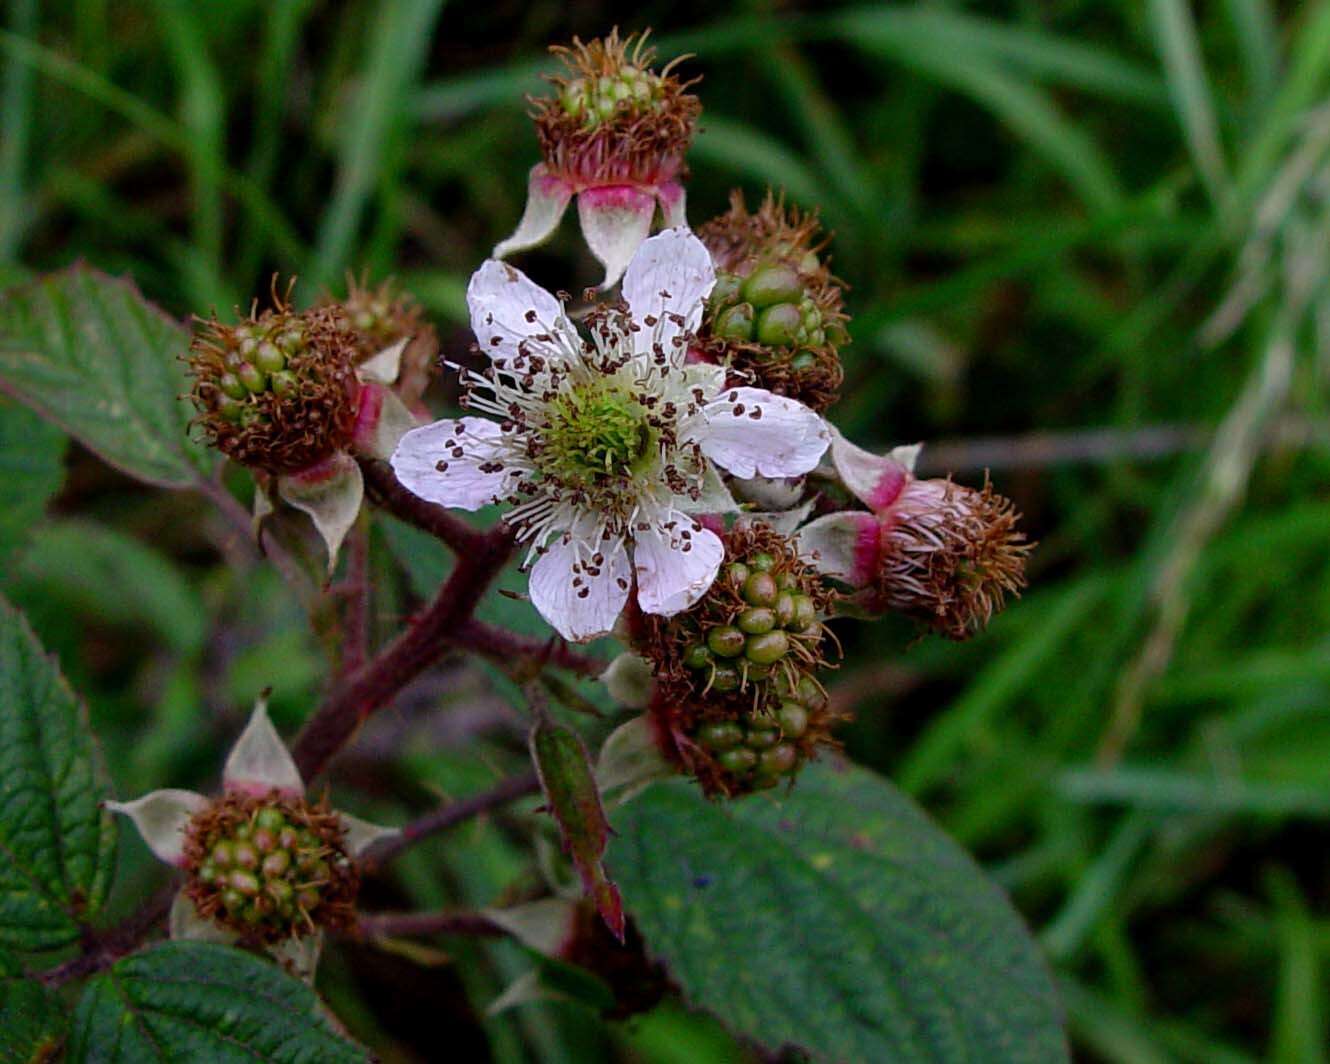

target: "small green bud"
[270,370,298,397]
[230,870,261,896]
[714,302,756,342]
[744,630,789,665]
[266,878,294,907]
[211,841,236,868]
[255,807,286,833]
[232,842,259,870]
[775,592,797,627]
[777,701,808,738]
[750,553,776,571]
[796,676,827,709]
[742,264,805,308]
[758,743,799,777]
[221,888,246,912]
[743,571,779,608]
[219,373,247,400]
[684,644,713,669]
[710,273,743,305]
[254,342,286,374]
[790,351,817,370]
[707,626,746,658]
[718,748,758,775]
[236,363,267,393]
[710,665,741,692]
[738,607,776,635]
[756,304,802,346]
[698,721,744,750]
[262,850,291,878]
[746,726,779,750]
[252,828,277,854]
[726,562,751,586]
[198,861,218,883]
[792,595,818,631]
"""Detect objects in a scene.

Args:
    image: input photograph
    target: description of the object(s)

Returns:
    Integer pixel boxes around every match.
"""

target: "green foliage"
[0,950,67,1064]
[0,397,64,567]
[0,593,115,951]
[610,763,1067,1062]
[0,266,213,488]
[69,942,367,1063]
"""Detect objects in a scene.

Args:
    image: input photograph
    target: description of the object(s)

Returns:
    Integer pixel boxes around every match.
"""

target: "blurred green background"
[4,1,1330,1060]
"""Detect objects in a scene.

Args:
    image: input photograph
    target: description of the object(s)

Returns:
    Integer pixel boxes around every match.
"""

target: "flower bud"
[325,276,438,407]
[180,790,358,945]
[189,301,361,475]
[696,190,849,412]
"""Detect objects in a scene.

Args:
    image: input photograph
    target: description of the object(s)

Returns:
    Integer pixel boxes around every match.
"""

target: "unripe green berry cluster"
[208,319,312,427]
[686,672,832,795]
[681,551,821,692]
[183,794,357,943]
[560,66,665,129]
[708,264,828,371]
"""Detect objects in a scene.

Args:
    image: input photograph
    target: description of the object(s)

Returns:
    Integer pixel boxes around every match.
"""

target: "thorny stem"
[35,880,176,988]
[359,456,485,554]
[359,770,541,874]
[338,511,372,678]
[292,522,518,781]
[451,618,603,677]
[352,909,506,940]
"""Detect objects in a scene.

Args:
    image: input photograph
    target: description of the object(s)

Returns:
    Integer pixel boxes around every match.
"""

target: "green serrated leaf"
[0,593,115,951]
[0,950,68,1064]
[608,761,1068,1063]
[0,265,216,489]
[69,941,367,1063]
[0,398,65,569]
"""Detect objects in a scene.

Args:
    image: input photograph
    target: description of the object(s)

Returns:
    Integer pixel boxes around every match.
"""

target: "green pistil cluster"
[682,552,819,691]
[560,66,666,128]
[708,263,829,371]
[211,320,309,427]
[185,798,356,942]
[542,385,650,486]
[691,673,828,791]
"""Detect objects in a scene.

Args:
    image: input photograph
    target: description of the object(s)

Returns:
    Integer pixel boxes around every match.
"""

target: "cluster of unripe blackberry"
[183,793,357,943]
[697,192,849,413]
[189,304,360,475]
[642,525,839,797]
[560,66,666,128]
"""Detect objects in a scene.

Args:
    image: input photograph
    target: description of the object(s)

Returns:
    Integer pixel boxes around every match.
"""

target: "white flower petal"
[676,461,738,515]
[466,258,568,367]
[829,426,913,511]
[737,497,817,537]
[622,227,715,360]
[529,531,631,642]
[577,185,657,290]
[493,165,574,259]
[688,386,829,479]
[633,512,724,617]
[272,932,324,983]
[338,812,399,859]
[276,453,364,575]
[223,697,304,798]
[795,511,882,587]
[357,337,409,385]
[390,418,516,511]
[105,790,207,867]
[169,891,235,944]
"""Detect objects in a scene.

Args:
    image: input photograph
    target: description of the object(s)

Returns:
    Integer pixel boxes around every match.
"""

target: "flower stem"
[450,618,604,677]
[292,523,517,781]
[35,880,176,988]
[359,770,540,874]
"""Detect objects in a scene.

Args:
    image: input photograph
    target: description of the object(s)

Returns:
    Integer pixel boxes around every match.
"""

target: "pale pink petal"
[272,932,323,983]
[466,258,569,367]
[829,426,913,511]
[686,386,829,479]
[577,185,656,290]
[352,382,420,461]
[390,418,516,511]
[105,790,207,867]
[357,337,409,385]
[223,697,304,798]
[169,891,235,944]
[338,812,399,859]
[529,532,631,642]
[276,453,364,575]
[796,511,882,587]
[526,526,630,641]
[633,512,724,616]
[493,165,574,259]
[622,227,715,360]
[656,181,687,228]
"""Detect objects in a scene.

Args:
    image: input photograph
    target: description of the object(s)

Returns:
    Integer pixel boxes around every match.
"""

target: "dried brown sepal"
[181,789,358,946]
[332,275,439,406]
[188,296,361,475]
[639,523,843,798]
[875,476,1033,640]
[696,190,849,412]
[534,28,700,189]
